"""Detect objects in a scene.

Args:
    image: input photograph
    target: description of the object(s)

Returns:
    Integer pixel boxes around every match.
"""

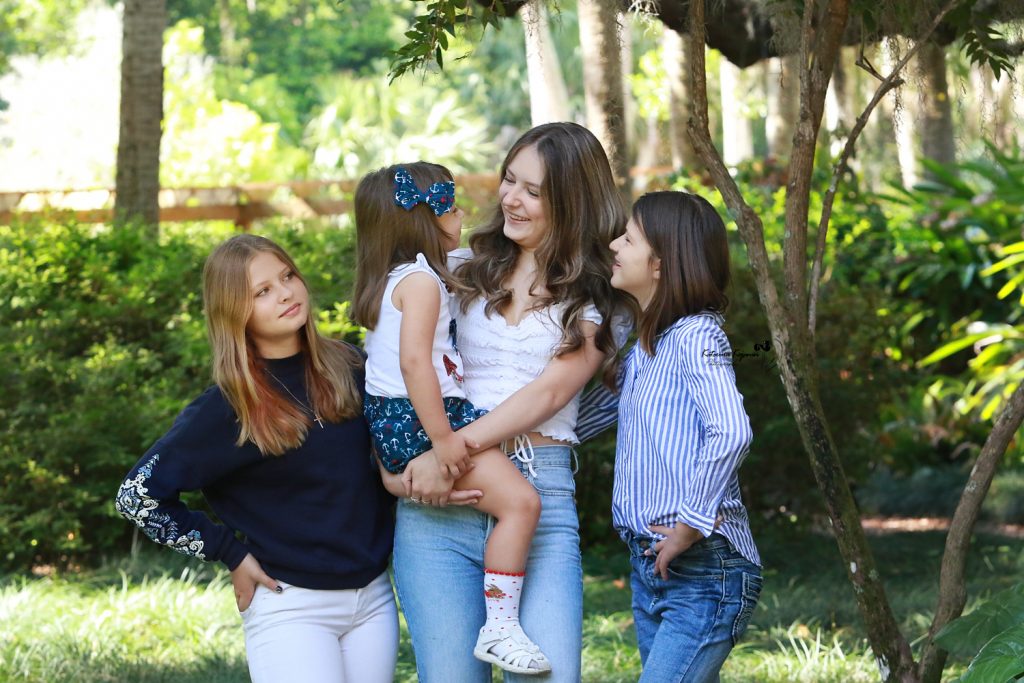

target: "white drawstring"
[509,434,538,479]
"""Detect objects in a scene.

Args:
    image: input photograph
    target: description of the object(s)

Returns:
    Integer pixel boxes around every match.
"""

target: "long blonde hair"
[456,122,629,386]
[203,234,363,456]
[351,162,469,329]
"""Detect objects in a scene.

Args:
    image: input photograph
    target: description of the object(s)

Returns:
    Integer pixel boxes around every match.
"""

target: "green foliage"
[0,218,358,572]
[948,0,1017,79]
[671,161,909,517]
[162,22,311,185]
[0,557,247,682]
[389,0,509,81]
[887,146,1024,425]
[936,583,1024,683]
[0,219,222,570]
[575,431,617,548]
[856,466,966,518]
[0,0,92,80]
[305,73,498,177]
[936,583,1024,656]
[170,0,403,116]
[8,524,1022,681]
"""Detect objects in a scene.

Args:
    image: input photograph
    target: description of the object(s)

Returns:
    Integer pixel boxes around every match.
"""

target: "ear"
[652,257,662,281]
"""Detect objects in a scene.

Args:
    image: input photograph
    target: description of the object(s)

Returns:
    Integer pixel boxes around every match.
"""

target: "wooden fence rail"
[0,167,674,228]
[0,175,502,229]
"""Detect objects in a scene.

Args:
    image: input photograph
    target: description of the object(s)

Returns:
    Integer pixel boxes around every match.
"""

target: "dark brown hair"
[456,122,629,385]
[351,161,466,329]
[632,191,731,355]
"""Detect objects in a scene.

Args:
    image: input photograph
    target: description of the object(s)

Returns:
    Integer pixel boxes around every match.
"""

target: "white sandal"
[473,621,552,675]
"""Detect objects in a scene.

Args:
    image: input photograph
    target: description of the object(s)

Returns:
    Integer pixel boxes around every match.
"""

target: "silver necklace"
[268,372,324,429]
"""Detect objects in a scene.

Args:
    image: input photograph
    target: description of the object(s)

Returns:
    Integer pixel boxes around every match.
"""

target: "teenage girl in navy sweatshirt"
[115,234,478,682]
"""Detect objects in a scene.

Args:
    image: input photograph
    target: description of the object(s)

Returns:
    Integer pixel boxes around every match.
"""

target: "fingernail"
[275,586,283,593]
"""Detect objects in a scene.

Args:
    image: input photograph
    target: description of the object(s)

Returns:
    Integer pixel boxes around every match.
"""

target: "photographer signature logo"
[702,339,777,372]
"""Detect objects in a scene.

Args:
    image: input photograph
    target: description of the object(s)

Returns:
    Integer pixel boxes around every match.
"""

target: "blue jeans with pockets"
[626,532,762,683]
[393,445,583,682]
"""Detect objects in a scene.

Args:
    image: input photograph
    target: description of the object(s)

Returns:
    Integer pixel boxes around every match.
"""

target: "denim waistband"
[502,443,576,466]
[620,529,732,559]
[621,531,656,559]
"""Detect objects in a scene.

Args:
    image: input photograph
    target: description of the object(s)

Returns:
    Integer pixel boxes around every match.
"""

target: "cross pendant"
[314,415,324,429]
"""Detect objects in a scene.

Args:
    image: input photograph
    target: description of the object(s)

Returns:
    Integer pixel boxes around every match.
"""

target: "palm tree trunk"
[918,40,955,179]
[663,27,701,171]
[114,0,166,231]
[766,55,799,162]
[578,0,630,201]
[720,58,753,165]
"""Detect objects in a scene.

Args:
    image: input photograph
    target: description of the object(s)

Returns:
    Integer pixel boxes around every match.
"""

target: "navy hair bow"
[394,168,456,217]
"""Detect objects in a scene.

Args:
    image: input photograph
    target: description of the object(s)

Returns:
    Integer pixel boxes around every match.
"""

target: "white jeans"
[241,571,398,683]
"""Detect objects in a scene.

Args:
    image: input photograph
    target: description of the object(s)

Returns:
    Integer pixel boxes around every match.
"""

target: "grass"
[2,525,1021,683]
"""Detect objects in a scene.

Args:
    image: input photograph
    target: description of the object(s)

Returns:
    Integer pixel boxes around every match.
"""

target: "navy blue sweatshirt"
[115,350,394,590]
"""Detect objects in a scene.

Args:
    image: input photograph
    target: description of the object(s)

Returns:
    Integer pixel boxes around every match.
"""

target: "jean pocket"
[530,463,576,497]
[731,571,762,644]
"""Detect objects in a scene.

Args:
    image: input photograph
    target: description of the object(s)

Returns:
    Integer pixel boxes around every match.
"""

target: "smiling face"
[245,251,309,358]
[498,144,550,252]
[610,217,660,310]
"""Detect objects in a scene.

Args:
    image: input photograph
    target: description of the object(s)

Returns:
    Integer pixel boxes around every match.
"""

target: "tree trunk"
[662,27,701,171]
[830,47,857,130]
[765,55,799,162]
[685,1,920,680]
[218,0,241,66]
[577,0,630,202]
[620,11,634,146]
[521,0,570,125]
[114,0,166,231]
[917,383,1024,683]
[885,40,918,188]
[719,58,753,165]
[633,110,662,194]
[991,64,1015,149]
[918,40,955,179]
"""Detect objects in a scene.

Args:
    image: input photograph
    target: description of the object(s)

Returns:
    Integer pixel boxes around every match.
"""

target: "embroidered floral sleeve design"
[115,453,207,560]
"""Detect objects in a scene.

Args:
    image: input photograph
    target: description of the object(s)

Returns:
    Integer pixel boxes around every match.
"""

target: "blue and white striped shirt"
[607,312,759,566]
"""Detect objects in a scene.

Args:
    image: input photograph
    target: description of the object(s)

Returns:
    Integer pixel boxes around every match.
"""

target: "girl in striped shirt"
[608,191,762,682]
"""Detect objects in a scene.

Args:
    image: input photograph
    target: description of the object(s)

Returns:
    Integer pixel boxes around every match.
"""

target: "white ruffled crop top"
[449,248,602,444]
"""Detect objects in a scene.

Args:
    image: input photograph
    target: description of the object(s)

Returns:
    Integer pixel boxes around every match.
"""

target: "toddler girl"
[352,162,552,675]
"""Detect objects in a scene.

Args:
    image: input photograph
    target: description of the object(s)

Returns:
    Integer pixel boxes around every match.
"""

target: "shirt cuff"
[678,503,717,538]
[221,540,249,571]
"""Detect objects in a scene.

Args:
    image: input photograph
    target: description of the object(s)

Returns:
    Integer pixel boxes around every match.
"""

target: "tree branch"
[807,0,960,335]
[687,3,918,680]
[784,0,848,335]
[918,383,1024,683]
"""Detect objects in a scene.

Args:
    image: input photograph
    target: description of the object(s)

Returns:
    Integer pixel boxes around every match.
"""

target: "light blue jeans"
[626,532,762,683]
[393,445,583,682]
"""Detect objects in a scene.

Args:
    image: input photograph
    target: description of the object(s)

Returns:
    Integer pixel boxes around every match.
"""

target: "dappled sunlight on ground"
[861,516,1024,538]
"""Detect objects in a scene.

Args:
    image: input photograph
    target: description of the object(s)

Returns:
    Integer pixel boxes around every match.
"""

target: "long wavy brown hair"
[456,122,629,386]
[351,162,469,329]
[631,191,731,355]
[203,234,363,456]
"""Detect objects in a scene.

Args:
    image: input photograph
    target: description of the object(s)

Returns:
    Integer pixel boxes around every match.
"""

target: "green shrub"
[980,471,1024,526]
[935,583,1024,683]
[669,162,913,520]
[0,217,358,571]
